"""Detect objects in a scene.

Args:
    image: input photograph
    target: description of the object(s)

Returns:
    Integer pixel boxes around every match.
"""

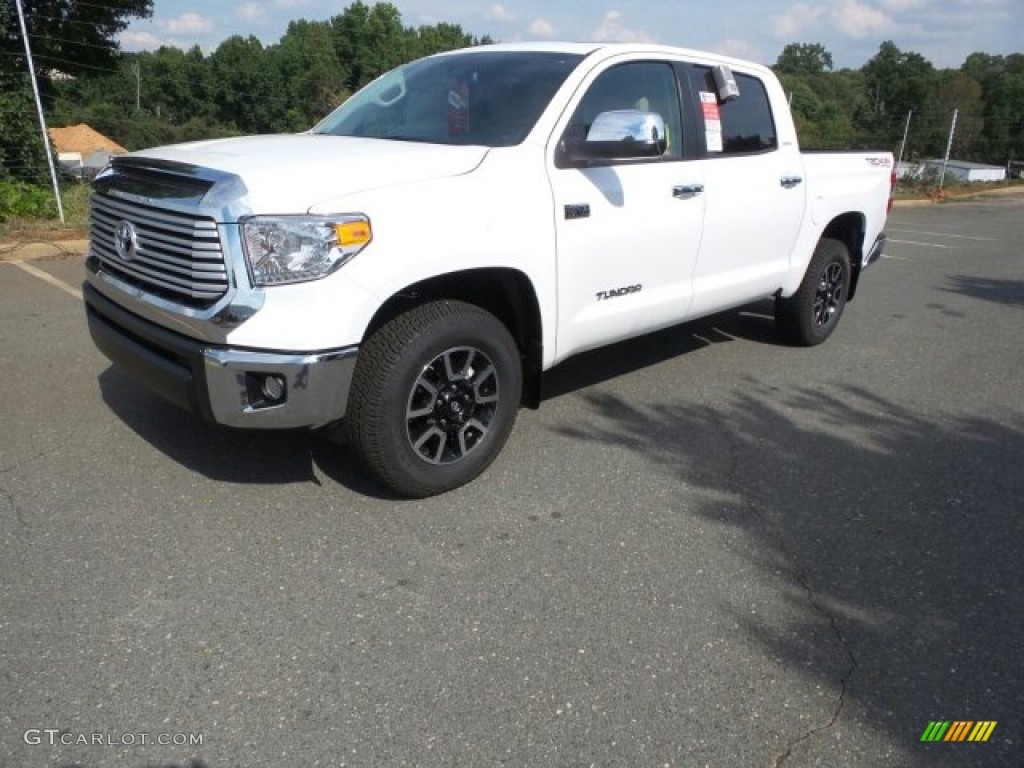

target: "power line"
[27,32,124,52]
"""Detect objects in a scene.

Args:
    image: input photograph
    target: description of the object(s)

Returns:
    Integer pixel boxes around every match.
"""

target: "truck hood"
[129,134,489,214]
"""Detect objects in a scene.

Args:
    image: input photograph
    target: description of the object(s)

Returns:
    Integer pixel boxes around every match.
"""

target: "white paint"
[11,261,83,299]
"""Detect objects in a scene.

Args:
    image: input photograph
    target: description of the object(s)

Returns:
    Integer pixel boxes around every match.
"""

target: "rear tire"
[344,301,522,497]
[776,237,851,346]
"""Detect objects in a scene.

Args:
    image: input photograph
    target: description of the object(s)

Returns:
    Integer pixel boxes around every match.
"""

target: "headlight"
[241,215,372,286]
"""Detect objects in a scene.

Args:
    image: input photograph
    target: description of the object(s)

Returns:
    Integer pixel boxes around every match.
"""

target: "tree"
[1,0,152,180]
[410,22,475,60]
[139,46,216,125]
[331,2,411,92]
[0,0,153,89]
[210,36,287,133]
[962,52,1024,163]
[981,70,1024,162]
[774,44,866,149]
[776,43,833,76]
[927,71,985,159]
[862,41,935,119]
[276,19,348,128]
[0,83,52,182]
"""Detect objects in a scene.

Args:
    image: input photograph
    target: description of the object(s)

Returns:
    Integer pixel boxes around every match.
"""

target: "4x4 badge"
[114,220,138,261]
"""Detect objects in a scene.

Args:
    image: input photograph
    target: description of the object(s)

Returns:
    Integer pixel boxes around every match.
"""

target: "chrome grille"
[89,193,228,306]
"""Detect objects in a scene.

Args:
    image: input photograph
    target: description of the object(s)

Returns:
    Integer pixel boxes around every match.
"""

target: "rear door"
[682,64,807,317]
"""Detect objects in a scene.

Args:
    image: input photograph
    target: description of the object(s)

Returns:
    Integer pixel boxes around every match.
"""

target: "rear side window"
[693,68,777,155]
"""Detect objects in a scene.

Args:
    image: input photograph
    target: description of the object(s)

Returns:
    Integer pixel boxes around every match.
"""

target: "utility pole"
[939,108,958,191]
[14,0,64,224]
[896,109,912,167]
[131,61,140,112]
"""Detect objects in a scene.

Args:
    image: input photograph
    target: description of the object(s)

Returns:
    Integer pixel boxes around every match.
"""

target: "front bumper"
[85,283,357,429]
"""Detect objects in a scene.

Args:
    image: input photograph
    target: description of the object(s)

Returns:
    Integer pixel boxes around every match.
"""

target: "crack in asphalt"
[707,408,859,767]
[0,485,28,532]
[770,533,858,768]
[0,446,62,477]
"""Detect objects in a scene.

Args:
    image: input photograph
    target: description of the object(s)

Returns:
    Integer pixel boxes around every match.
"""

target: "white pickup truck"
[84,42,894,496]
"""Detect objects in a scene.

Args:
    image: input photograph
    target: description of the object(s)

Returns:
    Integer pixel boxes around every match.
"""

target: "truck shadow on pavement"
[543,299,783,400]
[553,382,1023,765]
[96,368,404,500]
[96,302,783,499]
[944,275,1024,308]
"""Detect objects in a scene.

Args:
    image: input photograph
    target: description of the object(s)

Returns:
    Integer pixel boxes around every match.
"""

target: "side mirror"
[712,64,740,102]
[562,110,668,166]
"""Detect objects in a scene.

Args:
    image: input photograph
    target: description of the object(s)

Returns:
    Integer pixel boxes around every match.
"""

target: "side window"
[695,68,777,155]
[563,61,683,161]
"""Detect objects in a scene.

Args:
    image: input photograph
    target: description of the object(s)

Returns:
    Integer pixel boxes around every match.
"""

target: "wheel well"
[364,268,544,407]
[821,213,866,301]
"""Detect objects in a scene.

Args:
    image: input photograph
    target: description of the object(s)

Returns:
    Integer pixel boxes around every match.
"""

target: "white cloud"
[118,30,164,51]
[486,4,516,23]
[714,38,765,63]
[831,0,892,38]
[237,3,266,23]
[880,0,928,10]
[164,13,214,36]
[589,10,655,43]
[773,3,827,38]
[528,17,556,38]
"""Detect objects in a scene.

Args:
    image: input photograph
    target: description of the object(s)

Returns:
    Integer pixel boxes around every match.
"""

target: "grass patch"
[894,178,1024,203]
[0,182,90,241]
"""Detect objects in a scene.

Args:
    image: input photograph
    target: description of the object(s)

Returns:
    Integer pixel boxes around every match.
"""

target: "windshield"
[313,50,584,147]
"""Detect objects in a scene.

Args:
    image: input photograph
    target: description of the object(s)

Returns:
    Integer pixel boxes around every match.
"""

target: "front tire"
[344,301,522,497]
[776,237,852,346]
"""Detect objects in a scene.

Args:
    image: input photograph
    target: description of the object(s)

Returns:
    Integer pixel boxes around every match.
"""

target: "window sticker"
[700,91,723,153]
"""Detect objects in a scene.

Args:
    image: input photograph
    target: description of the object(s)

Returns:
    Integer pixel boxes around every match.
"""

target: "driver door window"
[561,61,684,162]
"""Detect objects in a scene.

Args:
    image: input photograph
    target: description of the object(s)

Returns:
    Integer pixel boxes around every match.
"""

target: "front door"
[546,58,706,363]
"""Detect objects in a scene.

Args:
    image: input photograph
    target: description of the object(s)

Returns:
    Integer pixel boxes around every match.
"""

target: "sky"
[118,0,1023,70]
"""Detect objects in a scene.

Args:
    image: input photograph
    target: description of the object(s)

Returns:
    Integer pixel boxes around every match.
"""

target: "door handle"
[673,184,704,198]
[780,176,803,189]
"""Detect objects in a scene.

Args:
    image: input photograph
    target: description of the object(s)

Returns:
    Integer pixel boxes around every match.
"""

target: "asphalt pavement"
[1,195,1022,767]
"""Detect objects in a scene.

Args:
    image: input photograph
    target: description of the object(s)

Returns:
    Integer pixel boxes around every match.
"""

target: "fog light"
[260,374,286,402]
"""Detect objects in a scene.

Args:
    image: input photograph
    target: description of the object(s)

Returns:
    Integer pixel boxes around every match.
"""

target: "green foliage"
[776,43,833,76]
[1,0,152,182]
[0,79,53,183]
[276,20,347,130]
[8,0,1019,172]
[210,36,287,134]
[0,0,153,95]
[961,53,1024,162]
[773,41,1024,165]
[0,180,53,221]
[43,2,481,148]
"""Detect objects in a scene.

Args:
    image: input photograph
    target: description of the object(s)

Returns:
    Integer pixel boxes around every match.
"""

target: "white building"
[921,159,1007,183]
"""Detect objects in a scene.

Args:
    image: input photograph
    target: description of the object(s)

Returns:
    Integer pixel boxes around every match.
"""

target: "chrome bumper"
[85,283,357,430]
[203,346,357,429]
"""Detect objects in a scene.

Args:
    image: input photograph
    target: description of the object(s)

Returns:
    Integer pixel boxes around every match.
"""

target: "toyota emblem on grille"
[114,220,138,261]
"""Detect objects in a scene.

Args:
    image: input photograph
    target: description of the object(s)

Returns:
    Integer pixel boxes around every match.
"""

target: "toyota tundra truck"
[84,42,894,497]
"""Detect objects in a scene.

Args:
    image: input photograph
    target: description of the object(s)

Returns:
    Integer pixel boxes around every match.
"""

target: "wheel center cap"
[439,389,473,424]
